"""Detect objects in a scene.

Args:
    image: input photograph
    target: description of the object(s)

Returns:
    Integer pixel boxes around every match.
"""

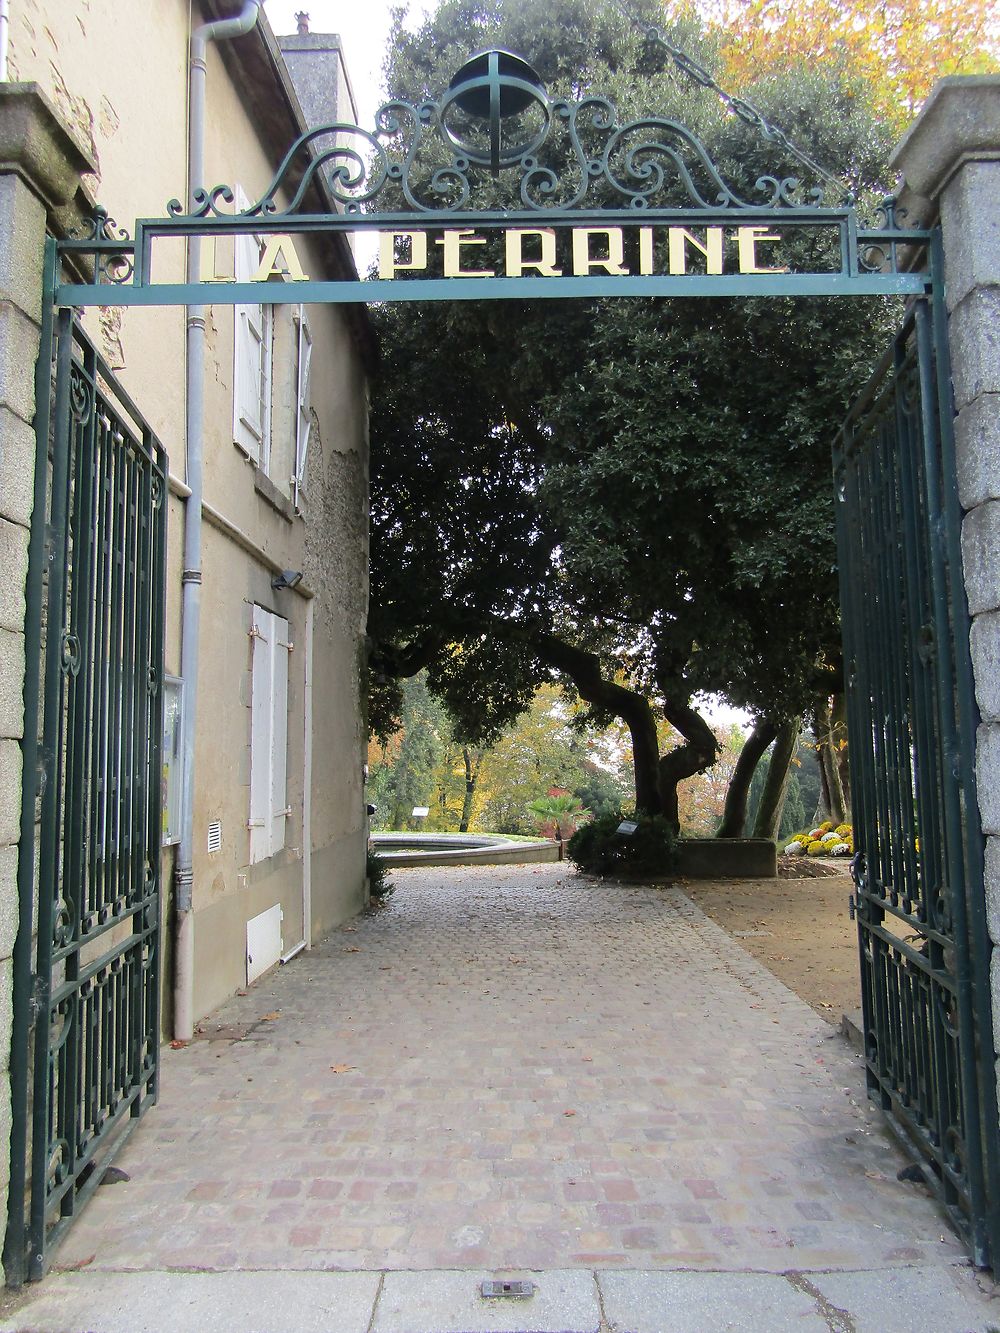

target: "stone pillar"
[0,85,92,1240]
[891,76,1000,1066]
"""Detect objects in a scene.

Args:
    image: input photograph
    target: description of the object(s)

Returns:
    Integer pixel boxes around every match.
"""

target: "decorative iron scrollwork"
[60,631,82,676]
[163,33,849,221]
[71,207,135,284]
[68,368,93,425]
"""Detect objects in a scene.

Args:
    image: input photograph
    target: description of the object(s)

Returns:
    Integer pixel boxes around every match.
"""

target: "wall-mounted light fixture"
[270,569,303,591]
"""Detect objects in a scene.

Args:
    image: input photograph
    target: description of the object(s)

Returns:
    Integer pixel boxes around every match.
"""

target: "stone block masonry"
[0,83,94,1254]
[892,76,1000,1109]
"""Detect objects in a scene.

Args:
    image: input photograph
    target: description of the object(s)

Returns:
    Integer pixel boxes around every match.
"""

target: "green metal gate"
[5,282,167,1283]
[835,268,1000,1267]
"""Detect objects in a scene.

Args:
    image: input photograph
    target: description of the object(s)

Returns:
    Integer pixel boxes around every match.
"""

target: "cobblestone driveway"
[55,865,964,1275]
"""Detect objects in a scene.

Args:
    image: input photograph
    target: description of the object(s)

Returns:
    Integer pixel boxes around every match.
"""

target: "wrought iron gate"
[835,271,1000,1267]
[5,290,166,1283]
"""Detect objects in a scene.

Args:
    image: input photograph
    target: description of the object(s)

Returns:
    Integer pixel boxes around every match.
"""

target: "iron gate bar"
[836,275,1000,1267]
[6,311,167,1282]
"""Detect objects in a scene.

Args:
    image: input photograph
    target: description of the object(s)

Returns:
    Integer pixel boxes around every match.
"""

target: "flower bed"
[782,821,853,858]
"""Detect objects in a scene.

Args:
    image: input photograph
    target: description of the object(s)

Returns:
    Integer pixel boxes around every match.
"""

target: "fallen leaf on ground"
[344,946,361,953]
[581,1056,593,1063]
[169,1039,187,1049]
[330,1064,355,1074]
[260,1011,281,1021]
[563,1109,576,1117]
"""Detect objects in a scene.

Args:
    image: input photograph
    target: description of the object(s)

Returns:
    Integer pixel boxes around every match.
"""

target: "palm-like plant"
[527,793,587,842]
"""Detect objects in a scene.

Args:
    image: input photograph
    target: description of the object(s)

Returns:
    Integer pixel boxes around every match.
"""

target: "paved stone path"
[53,866,969,1276]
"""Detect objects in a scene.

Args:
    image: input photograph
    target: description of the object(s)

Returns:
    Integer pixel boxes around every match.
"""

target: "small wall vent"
[247,904,283,985]
[207,821,222,853]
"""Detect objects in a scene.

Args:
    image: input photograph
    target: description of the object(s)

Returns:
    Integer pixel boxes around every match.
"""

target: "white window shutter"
[270,619,290,853]
[294,306,313,509]
[233,186,268,463]
[249,605,273,864]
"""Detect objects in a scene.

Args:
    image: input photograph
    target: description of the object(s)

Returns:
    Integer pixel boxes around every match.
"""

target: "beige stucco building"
[0,1,373,1265]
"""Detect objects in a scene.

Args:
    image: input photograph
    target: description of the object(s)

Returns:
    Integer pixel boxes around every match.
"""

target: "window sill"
[253,468,294,523]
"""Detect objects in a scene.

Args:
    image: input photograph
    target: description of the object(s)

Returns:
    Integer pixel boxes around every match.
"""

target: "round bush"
[567,812,677,878]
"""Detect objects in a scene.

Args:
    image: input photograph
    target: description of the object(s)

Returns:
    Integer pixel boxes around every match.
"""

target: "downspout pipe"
[175,0,263,1041]
[0,0,10,81]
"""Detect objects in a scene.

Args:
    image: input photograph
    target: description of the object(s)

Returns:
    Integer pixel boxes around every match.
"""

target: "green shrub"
[366,849,393,901]
[566,811,678,878]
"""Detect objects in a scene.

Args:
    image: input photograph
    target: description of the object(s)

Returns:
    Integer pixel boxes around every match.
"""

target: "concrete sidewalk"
[2,1262,997,1331]
[3,864,996,1329]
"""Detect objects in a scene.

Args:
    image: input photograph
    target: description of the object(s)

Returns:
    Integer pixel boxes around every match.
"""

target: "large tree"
[366,0,898,830]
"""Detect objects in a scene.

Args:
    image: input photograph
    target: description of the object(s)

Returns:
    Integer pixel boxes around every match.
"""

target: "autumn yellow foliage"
[668,0,999,130]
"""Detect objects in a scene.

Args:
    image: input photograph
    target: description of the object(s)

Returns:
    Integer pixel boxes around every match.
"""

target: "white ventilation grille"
[207,821,222,853]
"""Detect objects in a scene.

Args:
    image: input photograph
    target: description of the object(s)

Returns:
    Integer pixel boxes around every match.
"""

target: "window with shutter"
[293,305,313,511]
[249,605,290,863]
[233,187,273,468]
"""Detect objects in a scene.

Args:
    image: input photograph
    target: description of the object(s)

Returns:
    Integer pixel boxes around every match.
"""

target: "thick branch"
[525,630,663,817]
[658,697,721,835]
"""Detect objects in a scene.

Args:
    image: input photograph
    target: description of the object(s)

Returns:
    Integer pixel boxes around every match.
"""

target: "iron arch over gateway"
[57,32,935,308]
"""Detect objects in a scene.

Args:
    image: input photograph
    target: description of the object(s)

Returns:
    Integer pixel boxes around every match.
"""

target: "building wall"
[7,1,371,1025]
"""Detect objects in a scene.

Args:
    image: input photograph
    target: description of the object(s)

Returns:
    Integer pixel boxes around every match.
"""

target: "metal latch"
[481,1279,535,1300]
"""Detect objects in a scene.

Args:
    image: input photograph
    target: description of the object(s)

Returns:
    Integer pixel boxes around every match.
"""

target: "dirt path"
[682,865,861,1025]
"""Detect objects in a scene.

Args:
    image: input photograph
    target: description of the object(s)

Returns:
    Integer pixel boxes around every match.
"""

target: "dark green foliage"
[567,811,677,878]
[368,675,446,829]
[368,0,900,811]
[573,767,629,820]
[366,849,394,901]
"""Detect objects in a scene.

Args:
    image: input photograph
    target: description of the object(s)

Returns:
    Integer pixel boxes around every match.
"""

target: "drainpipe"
[175,0,264,1041]
[0,0,10,81]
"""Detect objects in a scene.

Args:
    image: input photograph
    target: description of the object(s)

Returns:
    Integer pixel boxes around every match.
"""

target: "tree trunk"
[658,698,721,835]
[528,632,663,816]
[459,746,481,833]
[814,696,848,825]
[717,719,778,838]
[753,718,801,841]
[832,692,851,820]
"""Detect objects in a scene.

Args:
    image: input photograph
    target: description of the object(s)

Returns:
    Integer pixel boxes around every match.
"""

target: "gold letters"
[252,234,309,283]
[736,225,789,275]
[505,228,562,277]
[434,229,494,278]
[378,231,428,280]
[571,227,628,276]
[668,227,724,276]
[370,224,792,281]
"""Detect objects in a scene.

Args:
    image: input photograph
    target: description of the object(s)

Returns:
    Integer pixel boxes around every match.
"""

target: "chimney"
[278,27,357,130]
